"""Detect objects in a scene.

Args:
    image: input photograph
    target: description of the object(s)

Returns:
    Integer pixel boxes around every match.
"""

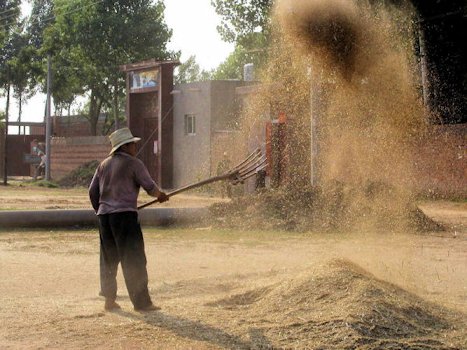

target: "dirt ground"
[0,183,225,210]
[0,186,466,349]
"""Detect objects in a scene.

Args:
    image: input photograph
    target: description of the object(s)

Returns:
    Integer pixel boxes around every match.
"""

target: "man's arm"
[147,186,169,203]
[89,169,100,212]
[134,160,169,203]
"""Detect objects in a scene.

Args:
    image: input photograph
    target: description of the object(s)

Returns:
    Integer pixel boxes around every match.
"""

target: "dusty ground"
[0,186,466,349]
[0,183,225,210]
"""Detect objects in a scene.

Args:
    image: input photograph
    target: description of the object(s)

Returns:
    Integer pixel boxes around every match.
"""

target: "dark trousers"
[99,211,152,309]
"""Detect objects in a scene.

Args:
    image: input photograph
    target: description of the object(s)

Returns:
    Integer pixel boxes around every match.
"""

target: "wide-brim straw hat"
[109,127,141,155]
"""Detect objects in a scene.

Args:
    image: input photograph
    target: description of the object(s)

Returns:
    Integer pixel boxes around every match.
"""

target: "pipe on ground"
[0,207,209,228]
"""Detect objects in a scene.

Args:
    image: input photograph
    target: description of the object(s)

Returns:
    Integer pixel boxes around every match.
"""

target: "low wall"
[51,136,109,180]
[48,124,466,197]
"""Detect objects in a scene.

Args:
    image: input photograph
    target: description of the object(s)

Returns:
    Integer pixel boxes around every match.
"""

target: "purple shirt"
[89,152,161,215]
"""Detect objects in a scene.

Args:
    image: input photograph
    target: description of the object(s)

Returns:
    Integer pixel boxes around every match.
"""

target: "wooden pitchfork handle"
[137,172,239,210]
[137,148,266,210]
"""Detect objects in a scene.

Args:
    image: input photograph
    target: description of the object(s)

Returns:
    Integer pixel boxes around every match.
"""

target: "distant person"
[89,127,169,312]
[36,153,46,179]
[31,140,45,180]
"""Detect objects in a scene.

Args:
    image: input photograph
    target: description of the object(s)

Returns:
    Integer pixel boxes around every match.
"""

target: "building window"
[184,114,196,135]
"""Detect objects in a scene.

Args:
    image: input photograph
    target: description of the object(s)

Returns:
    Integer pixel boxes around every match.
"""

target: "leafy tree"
[27,0,54,50]
[0,0,21,87]
[43,0,177,135]
[175,55,212,84]
[0,0,21,135]
[24,0,55,107]
[211,0,272,46]
[0,0,21,46]
[211,0,272,79]
[6,29,43,128]
[212,40,265,80]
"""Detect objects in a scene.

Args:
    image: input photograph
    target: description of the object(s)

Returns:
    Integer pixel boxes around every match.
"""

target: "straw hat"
[109,127,141,155]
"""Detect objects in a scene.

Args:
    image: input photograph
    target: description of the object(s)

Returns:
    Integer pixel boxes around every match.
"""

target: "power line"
[0,5,20,17]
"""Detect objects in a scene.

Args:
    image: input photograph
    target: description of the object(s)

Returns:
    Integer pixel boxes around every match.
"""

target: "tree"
[211,0,272,79]
[211,0,272,46]
[27,0,54,50]
[24,0,55,107]
[175,55,212,84]
[6,29,43,129]
[43,0,177,135]
[0,0,21,46]
[212,40,266,80]
[0,0,21,139]
[0,0,21,88]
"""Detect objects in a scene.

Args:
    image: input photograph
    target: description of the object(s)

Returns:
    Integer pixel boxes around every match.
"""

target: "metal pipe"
[0,207,209,228]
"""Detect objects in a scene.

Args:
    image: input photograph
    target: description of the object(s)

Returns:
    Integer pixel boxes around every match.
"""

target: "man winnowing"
[89,127,168,311]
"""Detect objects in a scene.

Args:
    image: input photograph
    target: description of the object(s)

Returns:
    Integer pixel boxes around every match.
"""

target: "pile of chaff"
[209,181,443,233]
[57,160,99,188]
[206,259,465,349]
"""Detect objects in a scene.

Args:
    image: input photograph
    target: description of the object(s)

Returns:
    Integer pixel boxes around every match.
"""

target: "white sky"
[2,0,234,124]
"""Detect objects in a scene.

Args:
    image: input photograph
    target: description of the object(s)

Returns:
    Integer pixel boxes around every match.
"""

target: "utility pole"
[418,21,430,110]
[310,67,322,187]
[45,54,52,181]
[2,81,10,186]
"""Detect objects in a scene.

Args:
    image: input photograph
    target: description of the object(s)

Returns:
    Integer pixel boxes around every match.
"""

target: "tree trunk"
[113,75,119,130]
[89,92,98,136]
[17,93,22,135]
[88,90,104,136]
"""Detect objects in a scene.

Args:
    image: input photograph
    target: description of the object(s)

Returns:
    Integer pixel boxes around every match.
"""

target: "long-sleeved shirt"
[89,151,161,215]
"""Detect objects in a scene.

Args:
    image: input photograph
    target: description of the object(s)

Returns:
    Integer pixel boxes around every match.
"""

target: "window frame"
[184,114,196,135]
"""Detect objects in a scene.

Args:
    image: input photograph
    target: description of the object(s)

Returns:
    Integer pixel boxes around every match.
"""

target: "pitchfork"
[138,148,267,210]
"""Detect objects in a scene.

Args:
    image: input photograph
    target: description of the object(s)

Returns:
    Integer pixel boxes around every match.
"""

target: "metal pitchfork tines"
[138,148,267,210]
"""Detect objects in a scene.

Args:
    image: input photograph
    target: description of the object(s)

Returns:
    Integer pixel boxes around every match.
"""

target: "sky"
[2,0,234,125]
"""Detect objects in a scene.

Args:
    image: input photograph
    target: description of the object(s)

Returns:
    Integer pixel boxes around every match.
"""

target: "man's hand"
[157,191,169,203]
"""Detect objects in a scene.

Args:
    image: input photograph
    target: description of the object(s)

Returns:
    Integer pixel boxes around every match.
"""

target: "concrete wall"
[172,80,253,189]
[51,136,109,180]
[172,81,212,188]
[210,80,247,131]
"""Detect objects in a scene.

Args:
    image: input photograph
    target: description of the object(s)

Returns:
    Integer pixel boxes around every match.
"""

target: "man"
[31,139,45,180]
[89,127,168,311]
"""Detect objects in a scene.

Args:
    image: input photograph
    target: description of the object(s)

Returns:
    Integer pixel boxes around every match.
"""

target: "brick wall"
[51,136,110,180]
[52,115,107,137]
[413,124,467,197]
